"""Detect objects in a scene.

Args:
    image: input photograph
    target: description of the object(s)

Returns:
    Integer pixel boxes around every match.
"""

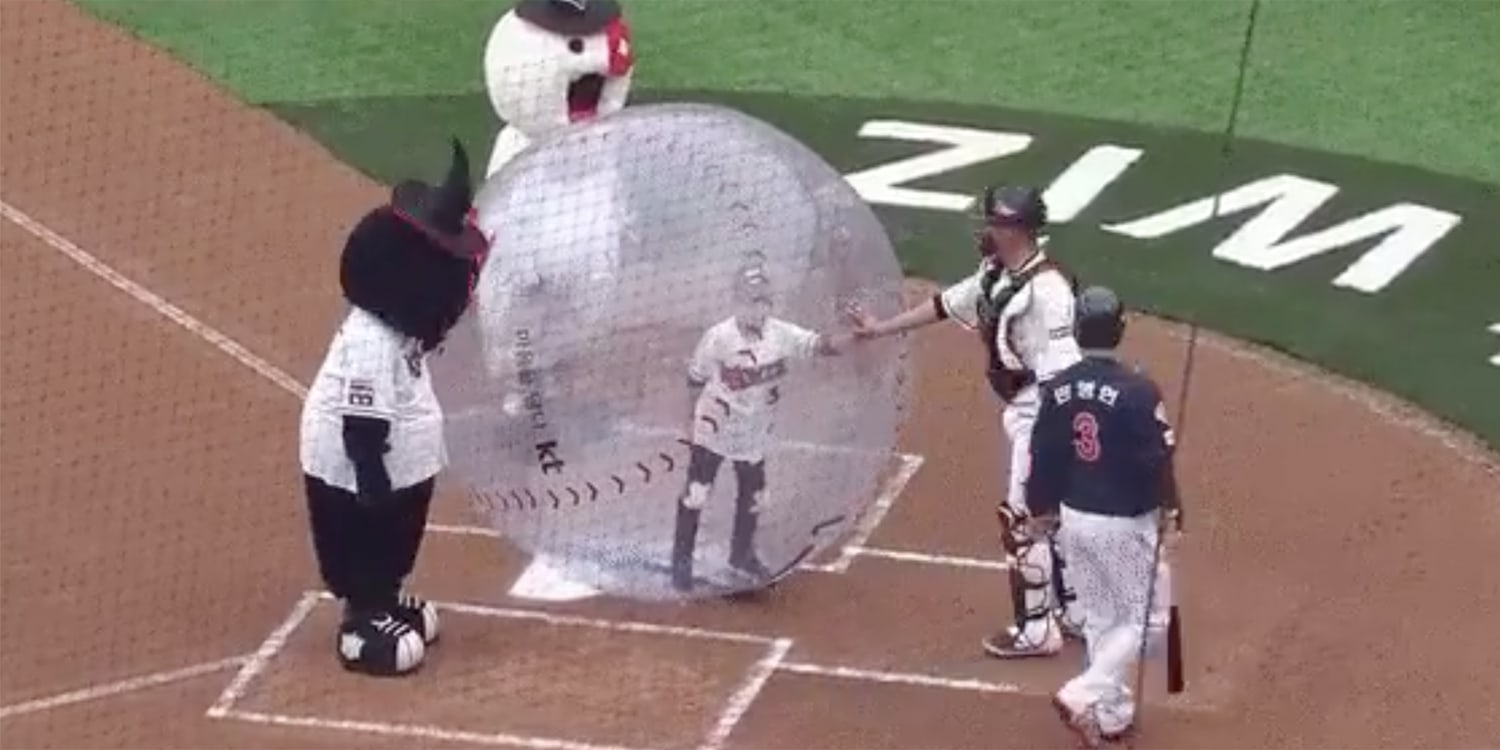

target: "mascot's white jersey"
[688,316,822,463]
[299,307,446,492]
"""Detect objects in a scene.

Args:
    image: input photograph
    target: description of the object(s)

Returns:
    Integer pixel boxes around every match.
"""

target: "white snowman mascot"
[472,0,636,411]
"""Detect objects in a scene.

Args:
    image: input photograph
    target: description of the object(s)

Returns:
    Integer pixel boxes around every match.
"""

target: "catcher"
[298,139,489,676]
[851,185,1085,658]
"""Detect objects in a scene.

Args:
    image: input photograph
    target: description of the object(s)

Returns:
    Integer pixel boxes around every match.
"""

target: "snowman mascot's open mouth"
[568,73,606,121]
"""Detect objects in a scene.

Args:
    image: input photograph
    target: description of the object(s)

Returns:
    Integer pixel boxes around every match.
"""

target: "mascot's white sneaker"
[395,592,441,645]
[338,611,426,677]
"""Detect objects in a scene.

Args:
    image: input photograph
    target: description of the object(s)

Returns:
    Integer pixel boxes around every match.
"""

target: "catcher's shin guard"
[986,507,1063,658]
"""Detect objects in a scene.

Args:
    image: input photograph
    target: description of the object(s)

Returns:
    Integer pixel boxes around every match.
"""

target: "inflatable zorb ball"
[436,102,909,601]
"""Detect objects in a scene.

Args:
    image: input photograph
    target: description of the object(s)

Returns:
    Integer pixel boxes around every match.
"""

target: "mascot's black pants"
[671,444,768,589]
[303,475,434,614]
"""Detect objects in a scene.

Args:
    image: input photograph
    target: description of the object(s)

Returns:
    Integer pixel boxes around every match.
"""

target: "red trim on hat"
[607,17,633,77]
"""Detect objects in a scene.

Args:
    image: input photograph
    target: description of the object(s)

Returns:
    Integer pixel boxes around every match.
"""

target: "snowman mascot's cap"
[482,0,634,175]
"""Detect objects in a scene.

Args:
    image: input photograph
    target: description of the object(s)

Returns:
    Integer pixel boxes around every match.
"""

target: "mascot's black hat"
[389,138,488,261]
[516,0,622,36]
[342,137,488,353]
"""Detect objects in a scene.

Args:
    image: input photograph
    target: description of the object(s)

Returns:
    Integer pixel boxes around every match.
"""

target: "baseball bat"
[1166,605,1184,693]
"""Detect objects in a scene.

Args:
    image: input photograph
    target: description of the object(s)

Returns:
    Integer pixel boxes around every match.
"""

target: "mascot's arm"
[343,416,393,506]
[334,330,398,506]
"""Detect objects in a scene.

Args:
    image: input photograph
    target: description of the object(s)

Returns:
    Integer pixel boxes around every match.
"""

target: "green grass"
[78,0,1500,184]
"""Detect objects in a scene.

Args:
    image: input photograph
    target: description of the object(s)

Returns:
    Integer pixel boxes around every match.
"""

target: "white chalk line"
[777,661,1023,695]
[1,200,308,399]
[774,662,1218,713]
[216,709,664,750]
[697,638,792,750]
[852,546,1009,571]
[823,452,925,572]
[205,591,322,718]
[0,655,249,720]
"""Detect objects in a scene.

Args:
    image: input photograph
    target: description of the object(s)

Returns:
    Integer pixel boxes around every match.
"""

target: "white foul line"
[697,639,793,750]
[774,661,1218,713]
[1489,323,1500,368]
[0,656,248,720]
[852,546,1008,571]
[206,591,322,718]
[430,596,778,647]
[218,710,664,750]
[822,453,925,572]
[2,200,308,399]
[776,661,1023,695]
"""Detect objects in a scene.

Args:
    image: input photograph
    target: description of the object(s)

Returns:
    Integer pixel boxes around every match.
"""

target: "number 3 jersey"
[687,316,822,463]
[1026,354,1175,519]
[299,307,447,493]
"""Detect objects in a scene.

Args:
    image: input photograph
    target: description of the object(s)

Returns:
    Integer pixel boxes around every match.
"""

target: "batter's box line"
[0,655,249,721]
[772,662,1222,714]
[207,590,787,750]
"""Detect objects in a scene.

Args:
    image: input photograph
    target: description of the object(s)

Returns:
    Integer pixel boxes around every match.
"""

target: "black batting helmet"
[979,185,1048,234]
[1075,285,1126,350]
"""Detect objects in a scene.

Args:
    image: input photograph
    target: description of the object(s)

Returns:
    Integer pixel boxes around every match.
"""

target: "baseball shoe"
[394,592,440,645]
[1052,695,1105,749]
[337,610,426,677]
[981,620,1064,659]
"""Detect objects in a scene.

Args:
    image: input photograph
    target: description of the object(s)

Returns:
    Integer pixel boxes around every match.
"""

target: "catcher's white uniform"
[937,250,1081,514]
[936,249,1082,651]
[687,316,822,463]
[299,307,447,492]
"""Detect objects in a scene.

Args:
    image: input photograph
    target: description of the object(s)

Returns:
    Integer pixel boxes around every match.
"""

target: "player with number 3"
[1026,286,1183,746]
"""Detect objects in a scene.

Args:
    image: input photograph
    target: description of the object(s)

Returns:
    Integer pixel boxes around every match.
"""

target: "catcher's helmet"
[979,185,1048,234]
[1075,285,1125,350]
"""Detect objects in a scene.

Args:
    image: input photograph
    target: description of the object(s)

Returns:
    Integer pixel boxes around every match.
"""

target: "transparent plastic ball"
[435,102,909,600]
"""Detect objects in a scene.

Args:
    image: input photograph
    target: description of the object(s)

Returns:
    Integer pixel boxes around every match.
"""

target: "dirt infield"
[4,2,1500,748]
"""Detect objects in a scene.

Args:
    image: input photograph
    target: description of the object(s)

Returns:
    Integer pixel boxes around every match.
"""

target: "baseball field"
[2,0,1499,748]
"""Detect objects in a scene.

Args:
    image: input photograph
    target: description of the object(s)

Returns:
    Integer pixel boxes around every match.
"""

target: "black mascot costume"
[297,138,489,677]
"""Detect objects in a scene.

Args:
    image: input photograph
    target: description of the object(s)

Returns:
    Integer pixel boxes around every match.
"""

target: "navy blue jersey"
[1027,355,1175,519]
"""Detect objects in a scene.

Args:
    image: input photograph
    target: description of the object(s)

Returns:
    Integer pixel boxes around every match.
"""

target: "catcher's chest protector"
[976,261,1045,360]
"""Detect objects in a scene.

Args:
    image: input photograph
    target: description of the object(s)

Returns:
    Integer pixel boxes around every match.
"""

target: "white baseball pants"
[1054,505,1172,735]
